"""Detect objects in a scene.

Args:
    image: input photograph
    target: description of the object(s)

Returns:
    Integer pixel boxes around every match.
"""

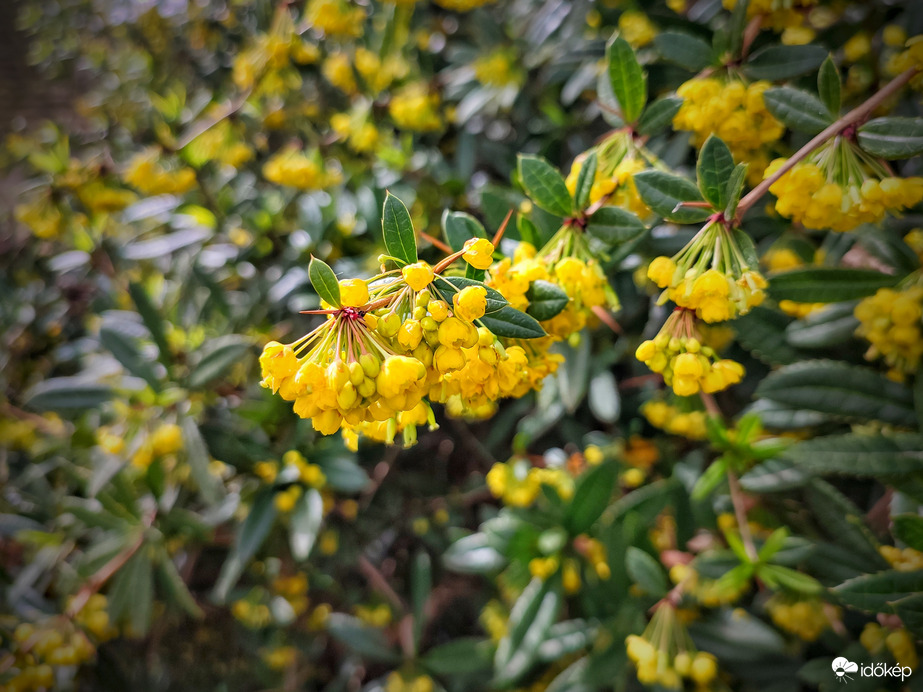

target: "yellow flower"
[402,262,434,290]
[453,286,487,321]
[339,279,369,307]
[463,238,495,269]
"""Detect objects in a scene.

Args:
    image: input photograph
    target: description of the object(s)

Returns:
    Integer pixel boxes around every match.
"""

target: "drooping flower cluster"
[765,141,923,232]
[647,221,768,323]
[485,457,574,508]
[673,77,784,180]
[635,309,745,397]
[854,284,923,379]
[641,396,708,440]
[262,147,342,190]
[722,0,817,32]
[388,82,442,132]
[123,148,197,196]
[565,130,657,217]
[766,595,839,642]
[626,604,719,689]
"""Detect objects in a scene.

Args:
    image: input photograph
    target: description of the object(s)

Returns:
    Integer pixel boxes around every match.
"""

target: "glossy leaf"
[443,209,487,253]
[478,306,546,339]
[100,324,160,390]
[443,533,507,574]
[783,433,923,477]
[326,614,401,663]
[181,417,225,506]
[817,54,841,116]
[290,488,323,561]
[834,570,923,612]
[744,44,827,81]
[213,490,277,602]
[633,170,712,224]
[768,268,900,302]
[526,280,569,321]
[565,461,616,534]
[25,377,113,411]
[308,256,341,307]
[653,31,713,72]
[893,515,923,552]
[625,547,667,596]
[585,206,646,245]
[573,150,597,211]
[187,335,251,389]
[422,638,494,676]
[517,155,573,217]
[606,36,646,123]
[857,117,923,159]
[637,95,684,137]
[435,275,509,314]
[382,192,418,264]
[697,135,735,209]
[763,87,834,135]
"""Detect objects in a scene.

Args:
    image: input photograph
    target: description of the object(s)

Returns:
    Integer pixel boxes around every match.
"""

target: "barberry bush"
[3,0,923,690]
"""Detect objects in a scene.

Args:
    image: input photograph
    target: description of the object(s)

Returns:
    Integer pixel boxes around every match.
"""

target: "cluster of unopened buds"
[486,457,575,508]
[641,397,708,440]
[636,309,744,397]
[626,603,720,689]
[765,138,923,232]
[766,595,838,641]
[861,622,919,669]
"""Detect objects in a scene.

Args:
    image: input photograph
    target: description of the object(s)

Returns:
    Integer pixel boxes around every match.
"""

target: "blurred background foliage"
[3,0,923,691]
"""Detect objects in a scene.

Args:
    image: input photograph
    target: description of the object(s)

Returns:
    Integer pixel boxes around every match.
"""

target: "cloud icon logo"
[832,657,859,682]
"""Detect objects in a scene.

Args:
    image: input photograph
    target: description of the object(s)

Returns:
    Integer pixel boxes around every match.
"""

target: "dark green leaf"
[573,151,597,211]
[724,163,749,220]
[478,306,546,339]
[100,325,160,390]
[691,457,728,500]
[127,550,154,635]
[817,55,841,116]
[526,280,569,321]
[495,577,562,686]
[213,490,277,602]
[181,417,225,505]
[316,456,369,493]
[768,268,900,302]
[443,210,487,253]
[763,87,834,135]
[625,547,667,596]
[156,547,204,618]
[744,44,827,81]
[326,613,401,663]
[607,36,646,123]
[740,458,811,492]
[290,488,324,561]
[637,96,684,137]
[517,155,573,217]
[834,570,923,612]
[382,192,418,264]
[697,135,735,209]
[784,433,923,477]
[807,480,887,568]
[785,302,859,349]
[422,638,494,676]
[733,307,802,366]
[857,117,923,159]
[755,360,916,427]
[893,515,923,552]
[308,256,341,307]
[633,170,712,224]
[895,594,923,639]
[25,377,112,411]
[186,335,251,389]
[565,462,616,534]
[653,32,713,72]
[585,206,646,245]
[411,551,432,648]
[129,281,171,364]
[536,620,596,664]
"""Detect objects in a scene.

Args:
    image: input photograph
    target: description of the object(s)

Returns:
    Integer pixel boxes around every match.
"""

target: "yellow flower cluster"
[880,545,923,572]
[388,83,442,132]
[473,49,523,87]
[636,312,745,396]
[129,422,184,470]
[765,149,923,232]
[647,218,768,324]
[14,195,65,239]
[123,149,197,196]
[575,536,612,580]
[261,646,297,671]
[854,285,923,379]
[674,77,784,177]
[272,572,310,616]
[7,596,116,692]
[565,131,653,216]
[262,147,342,190]
[669,563,750,607]
[861,624,919,669]
[486,458,575,507]
[766,596,837,641]
[306,0,365,38]
[723,0,817,31]
[322,51,358,94]
[618,10,658,47]
[641,399,708,440]
[626,605,718,689]
[355,602,392,627]
[354,48,409,95]
[385,672,435,692]
[432,0,496,10]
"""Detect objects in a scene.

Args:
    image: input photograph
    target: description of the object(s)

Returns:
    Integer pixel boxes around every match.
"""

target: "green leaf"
[807,480,887,568]
[744,44,827,81]
[588,371,620,424]
[99,324,160,390]
[785,302,859,349]
[564,461,616,534]
[308,256,341,307]
[126,551,154,635]
[727,0,749,58]
[213,490,277,602]
[411,550,432,649]
[181,417,225,506]
[834,570,923,612]
[585,206,646,245]
[653,32,713,72]
[817,55,841,116]
[536,620,596,664]
[697,135,735,209]
[763,87,834,135]
[606,36,646,123]
[156,547,204,618]
[25,377,113,411]
[784,433,923,477]
[768,268,901,303]
[894,594,923,639]
[637,96,684,137]
[517,155,573,217]
[691,457,728,500]
[478,306,546,339]
[443,210,487,253]
[317,456,369,493]
[326,613,401,664]
[755,360,916,428]
[724,163,749,220]
[443,532,507,574]
[382,192,418,265]
[434,275,509,314]
[422,638,494,676]
[633,170,712,224]
[857,117,923,159]
[733,307,802,366]
[495,577,562,686]
[893,515,923,552]
[526,280,569,321]
[290,488,323,561]
[129,281,171,364]
[625,547,667,596]
[915,363,923,432]
[573,151,597,211]
[757,564,822,595]
[186,335,251,389]
[740,458,811,492]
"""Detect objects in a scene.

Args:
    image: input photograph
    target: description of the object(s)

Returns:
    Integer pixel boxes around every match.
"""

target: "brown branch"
[727,470,759,563]
[357,555,406,613]
[591,305,623,334]
[735,66,920,222]
[419,231,452,253]
[491,209,514,246]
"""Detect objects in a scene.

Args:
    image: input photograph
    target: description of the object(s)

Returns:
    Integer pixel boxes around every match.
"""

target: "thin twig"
[735,66,920,222]
[591,305,622,334]
[357,555,406,613]
[419,231,452,253]
[727,470,759,562]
